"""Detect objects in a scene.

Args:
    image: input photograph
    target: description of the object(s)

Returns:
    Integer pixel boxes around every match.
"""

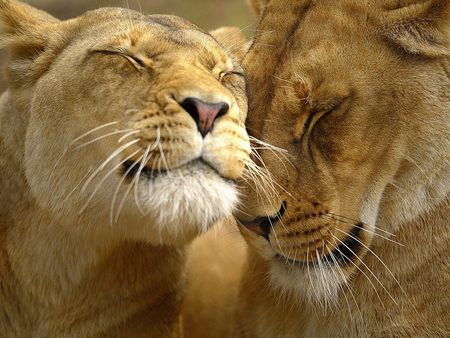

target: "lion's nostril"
[180,97,229,137]
[244,202,287,241]
[258,217,274,240]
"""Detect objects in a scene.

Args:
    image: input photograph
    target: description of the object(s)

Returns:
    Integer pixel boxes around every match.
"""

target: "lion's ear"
[210,26,251,61]
[246,0,268,17]
[381,0,450,57]
[0,0,64,86]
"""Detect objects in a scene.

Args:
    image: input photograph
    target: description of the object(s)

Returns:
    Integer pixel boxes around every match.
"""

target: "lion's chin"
[135,160,239,245]
[267,256,346,306]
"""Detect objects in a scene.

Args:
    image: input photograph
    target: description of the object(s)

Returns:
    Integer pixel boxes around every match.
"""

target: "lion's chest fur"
[0,222,186,337]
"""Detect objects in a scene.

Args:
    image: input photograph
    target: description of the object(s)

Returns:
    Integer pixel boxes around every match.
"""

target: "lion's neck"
[2,200,187,335]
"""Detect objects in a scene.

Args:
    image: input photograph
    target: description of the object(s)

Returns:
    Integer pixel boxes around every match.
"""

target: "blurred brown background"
[0,0,255,92]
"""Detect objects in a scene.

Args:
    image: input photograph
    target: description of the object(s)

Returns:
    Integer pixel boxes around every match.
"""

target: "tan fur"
[0,0,251,336]
[235,0,450,337]
[182,218,247,338]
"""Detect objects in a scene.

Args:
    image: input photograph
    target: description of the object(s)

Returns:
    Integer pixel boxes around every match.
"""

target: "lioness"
[235,0,449,337]
[0,0,251,336]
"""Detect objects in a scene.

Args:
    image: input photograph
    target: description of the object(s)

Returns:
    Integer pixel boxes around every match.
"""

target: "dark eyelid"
[90,49,146,68]
[309,97,346,114]
[227,71,245,77]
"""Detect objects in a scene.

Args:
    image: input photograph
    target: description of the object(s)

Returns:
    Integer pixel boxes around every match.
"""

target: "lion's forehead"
[244,0,377,128]
[76,18,231,74]
[244,1,367,77]
[79,10,221,53]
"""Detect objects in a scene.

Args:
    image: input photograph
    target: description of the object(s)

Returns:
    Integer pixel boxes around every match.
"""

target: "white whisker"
[330,234,390,307]
[133,144,154,215]
[62,168,94,204]
[118,130,140,143]
[80,139,139,193]
[113,153,146,224]
[110,153,142,225]
[79,149,141,215]
[334,227,408,299]
[74,129,134,150]
[70,121,118,145]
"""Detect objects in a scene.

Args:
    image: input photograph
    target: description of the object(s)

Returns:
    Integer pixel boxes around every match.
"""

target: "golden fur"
[0,0,251,336]
[182,219,247,338]
[235,0,450,337]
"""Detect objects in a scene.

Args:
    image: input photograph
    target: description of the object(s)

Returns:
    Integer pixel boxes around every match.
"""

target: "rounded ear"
[210,26,251,61]
[379,0,450,57]
[246,0,268,17]
[0,0,59,49]
[0,0,65,87]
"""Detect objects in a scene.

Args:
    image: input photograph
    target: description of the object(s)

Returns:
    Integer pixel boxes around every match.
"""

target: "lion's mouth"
[122,160,166,180]
[121,158,235,183]
[322,224,362,266]
[276,224,363,268]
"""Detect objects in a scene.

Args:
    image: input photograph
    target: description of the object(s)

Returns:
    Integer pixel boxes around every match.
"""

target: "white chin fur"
[137,160,239,239]
[269,259,346,307]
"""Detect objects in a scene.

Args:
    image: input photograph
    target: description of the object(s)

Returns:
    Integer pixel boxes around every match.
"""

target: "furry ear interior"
[380,0,450,57]
[210,26,250,61]
[0,0,63,86]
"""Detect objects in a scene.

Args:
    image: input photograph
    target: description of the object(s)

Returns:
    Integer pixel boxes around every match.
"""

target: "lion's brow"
[146,16,181,30]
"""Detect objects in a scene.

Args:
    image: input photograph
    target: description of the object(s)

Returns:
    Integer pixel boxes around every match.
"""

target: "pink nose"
[181,97,229,137]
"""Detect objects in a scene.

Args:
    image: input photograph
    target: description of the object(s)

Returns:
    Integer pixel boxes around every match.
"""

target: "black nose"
[243,202,287,241]
[180,97,229,137]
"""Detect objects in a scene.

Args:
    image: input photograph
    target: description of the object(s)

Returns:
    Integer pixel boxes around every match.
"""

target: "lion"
[234,0,450,337]
[0,0,251,336]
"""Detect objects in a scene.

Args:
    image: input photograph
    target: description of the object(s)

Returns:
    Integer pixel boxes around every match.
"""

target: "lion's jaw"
[236,0,449,304]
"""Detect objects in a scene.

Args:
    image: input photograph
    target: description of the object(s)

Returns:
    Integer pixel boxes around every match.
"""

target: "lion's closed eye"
[219,71,245,82]
[90,48,152,71]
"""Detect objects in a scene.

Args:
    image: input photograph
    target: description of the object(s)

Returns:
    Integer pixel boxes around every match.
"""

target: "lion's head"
[237,0,449,302]
[0,0,250,246]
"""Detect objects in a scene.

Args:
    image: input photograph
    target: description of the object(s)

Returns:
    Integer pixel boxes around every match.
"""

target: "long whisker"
[326,212,396,237]
[74,129,135,151]
[80,139,139,193]
[49,122,120,182]
[266,213,288,262]
[70,121,118,145]
[62,168,94,204]
[321,214,403,246]
[306,248,321,304]
[324,248,351,313]
[49,148,71,184]
[113,153,146,224]
[241,159,275,203]
[331,234,393,307]
[352,224,404,247]
[110,154,143,225]
[249,135,290,155]
[244,162,277,204]
[334,227,408,299]
[316,249,330,311]
[250,151,278,197]
[251,142,292,176]
[326,247,363,323]
[133,143,154,215]
[118,130,140,143]
[79,149,141,215]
